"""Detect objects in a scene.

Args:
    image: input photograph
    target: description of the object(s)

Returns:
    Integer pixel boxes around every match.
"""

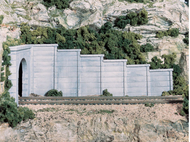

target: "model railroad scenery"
[0,0,189,141]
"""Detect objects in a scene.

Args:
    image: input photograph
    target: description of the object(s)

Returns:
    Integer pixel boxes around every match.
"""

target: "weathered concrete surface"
[9,44,173,101]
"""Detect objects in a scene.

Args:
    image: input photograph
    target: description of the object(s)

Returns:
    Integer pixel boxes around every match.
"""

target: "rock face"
[0,0,189,81]
[0,104,188,142]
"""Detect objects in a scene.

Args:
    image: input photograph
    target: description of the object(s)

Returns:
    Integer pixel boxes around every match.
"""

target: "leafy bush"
[115,8,148,28]
[161,91,170,96]
[145,103,154,107]
[97,109,114,114]
[183,32,189,45]
[18,107,35,121]
[20,23,145,64]
[100,89,113,97]
[42,0,71,9]
[140,43,154,52]
[99,22,113,33]
[45,89,63,96]
[0,15,4,24]
[180,84,189,116]
[149,56,163,69]
[114,16,130,29]
[0,91,35,127]
[156,28,179,38]
[173,76,188,95]
[2,37,24,91]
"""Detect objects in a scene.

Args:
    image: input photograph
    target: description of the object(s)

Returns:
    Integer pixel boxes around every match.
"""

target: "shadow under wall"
[18,62,22,97]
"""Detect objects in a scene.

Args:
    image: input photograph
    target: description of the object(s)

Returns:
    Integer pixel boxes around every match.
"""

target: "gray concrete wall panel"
[8,44,174,104]
[56,50,79,97]
[149,69,173,96]
[80,55,102,96]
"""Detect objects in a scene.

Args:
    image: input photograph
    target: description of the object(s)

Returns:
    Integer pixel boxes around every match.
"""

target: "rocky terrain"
[0,0,189,82]
[0,104,188,142]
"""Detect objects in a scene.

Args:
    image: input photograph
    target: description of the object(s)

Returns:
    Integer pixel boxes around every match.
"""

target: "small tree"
[100,89,113,97]
[45,89,63,96]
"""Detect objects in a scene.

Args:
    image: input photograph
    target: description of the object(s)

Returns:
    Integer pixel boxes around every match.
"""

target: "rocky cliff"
[0,0,189,81]
[0,104,188,142]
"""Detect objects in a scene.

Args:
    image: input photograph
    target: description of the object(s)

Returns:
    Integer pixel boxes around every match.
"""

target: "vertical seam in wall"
[146,67,148,96]
[100,57,102,95]
[15,52,18,105]
[54,47,57,90]
[31,46,34,93]
[53,46,55,89]
[125,65,127,96]
[169,71,173,90]
[77,51,79,97]
[123,62,125,96]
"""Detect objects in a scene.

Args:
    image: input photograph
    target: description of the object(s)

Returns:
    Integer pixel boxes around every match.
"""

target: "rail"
[19,96,184,105]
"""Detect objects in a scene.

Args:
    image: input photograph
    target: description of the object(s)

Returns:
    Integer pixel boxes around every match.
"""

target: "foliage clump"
[2,36,24,90]
[97,109,114,114]
[0,15,4,24]
[42,0,71,9]
[20,22,146,64]
[156,28,179,38]
[149,53,189,115]
[183,32,189,45]
[100,89,113,97]
[145,103,154,107]
[140,43,154,52]
[180,88,189,116]
[115,8,148,28]
[45,89,63,96]
[0,91,35,127]
[161,91,170,96]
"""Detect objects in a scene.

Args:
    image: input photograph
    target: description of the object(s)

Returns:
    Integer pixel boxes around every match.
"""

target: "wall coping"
[127,64,150,67]
[80,54,104,57]
[150,69,173,72]
[103,59,127,62]
[57,49,81,52]
[10,44,58,51]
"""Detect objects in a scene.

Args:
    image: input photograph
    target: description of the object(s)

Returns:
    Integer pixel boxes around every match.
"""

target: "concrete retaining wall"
[9,44,173,103]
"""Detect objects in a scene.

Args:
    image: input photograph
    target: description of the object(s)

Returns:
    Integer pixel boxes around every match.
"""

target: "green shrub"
[99,22,113,33]
[149,56,163,69]
[97,109,114,114]
[168,28,179,37]
[140,43,154,52]
[114,16,130,29]
[1,72,5,82]
[18,107,35,121]
[168,90,174,95]
[100,89,113,97]
[173,76,188,95]
[145,103,154,107]
[0,91,35,127]
[45,89,63,96]
[180,109,186,116]
[42,0,71,9]
[183,32,189,45]
[0,15,4,24]
[20,23,146,65]
[161,91,170,96]
[156,28,179,38]
[115,8,148,28]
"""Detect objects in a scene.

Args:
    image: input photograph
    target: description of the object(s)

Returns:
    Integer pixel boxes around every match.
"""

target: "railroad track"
[19,96,184,105]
